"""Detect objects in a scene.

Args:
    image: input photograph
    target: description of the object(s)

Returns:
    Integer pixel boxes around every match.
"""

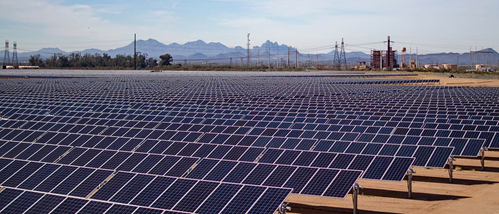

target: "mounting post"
[448,157,455,183]
[278,203,291,214]
[352,183,362,214]
[407,168,416,199]
[481,148,487,171]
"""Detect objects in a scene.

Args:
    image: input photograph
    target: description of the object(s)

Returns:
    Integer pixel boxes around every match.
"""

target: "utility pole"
[307,54,310,68]
[316,54,319,66]
[481,47,484,65]
[387,36,391,70]
[268,48,271,68]
[287,47,290,68]
[257,50,260,67]
[474,46,478,67]
[384,36,394,70]
[296,49,299,68]
[240,57,244,67]
[247,33,251,67]
[469,47,472,70]
[230,57,232,66]
[416,47,418,68]
[134,34,137,70]
[277,49,279,68]
[380,51,383,71]
[409,47,412,68]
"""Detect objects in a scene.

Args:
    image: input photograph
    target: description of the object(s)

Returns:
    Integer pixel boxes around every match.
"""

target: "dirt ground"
[284,72,499,214]
[414,72,499,87]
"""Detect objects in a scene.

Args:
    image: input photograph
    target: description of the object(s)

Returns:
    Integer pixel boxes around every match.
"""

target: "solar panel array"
[0,70,497,213]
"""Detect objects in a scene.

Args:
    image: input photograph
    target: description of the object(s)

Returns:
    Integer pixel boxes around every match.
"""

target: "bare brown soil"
[284,72,499,214]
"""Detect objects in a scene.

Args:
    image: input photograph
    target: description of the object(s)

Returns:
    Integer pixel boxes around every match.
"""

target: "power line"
[19,39,131,45]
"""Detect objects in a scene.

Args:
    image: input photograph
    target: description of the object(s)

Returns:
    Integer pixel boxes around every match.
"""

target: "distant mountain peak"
[186,40,207,45]
[39,47,65,53]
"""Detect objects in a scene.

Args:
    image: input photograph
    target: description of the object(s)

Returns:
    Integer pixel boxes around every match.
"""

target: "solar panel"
[3,71,499,213]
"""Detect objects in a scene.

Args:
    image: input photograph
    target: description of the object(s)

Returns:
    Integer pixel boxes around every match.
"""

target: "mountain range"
[3,39,499,66]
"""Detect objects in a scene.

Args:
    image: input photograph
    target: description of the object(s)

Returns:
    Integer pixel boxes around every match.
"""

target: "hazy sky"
[1,0,498,54]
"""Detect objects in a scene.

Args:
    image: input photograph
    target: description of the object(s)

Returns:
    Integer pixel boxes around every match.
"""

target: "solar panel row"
[0,140,411,182]
[0,188,177,214]
[0,158,291,214]
[1,72,497,213]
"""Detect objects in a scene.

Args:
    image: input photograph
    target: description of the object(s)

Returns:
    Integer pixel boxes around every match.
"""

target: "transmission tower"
[247,33,251,67]
[12,42,18,68]
[339,38,347,70]
[333,41,340,70]
[134,34,137,70]
[3,40,10,68]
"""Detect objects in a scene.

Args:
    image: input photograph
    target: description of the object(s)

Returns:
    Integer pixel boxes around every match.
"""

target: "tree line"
[28,53,173,69]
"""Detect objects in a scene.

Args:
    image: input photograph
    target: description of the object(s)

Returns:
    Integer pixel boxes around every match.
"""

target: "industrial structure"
[370,49,398,70]
[370,36,398,70]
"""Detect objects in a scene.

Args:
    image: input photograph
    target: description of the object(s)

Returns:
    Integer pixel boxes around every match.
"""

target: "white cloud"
[0,0,135,50]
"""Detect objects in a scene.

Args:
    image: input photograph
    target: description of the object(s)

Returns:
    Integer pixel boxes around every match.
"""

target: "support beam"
[448,157,455,183]
[407,168,416,199]
[352,183,362,214]
[278,203,291,214]
[481,148,487,171]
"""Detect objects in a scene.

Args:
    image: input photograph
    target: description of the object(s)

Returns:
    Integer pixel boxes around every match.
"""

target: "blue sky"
[1,0,498,54]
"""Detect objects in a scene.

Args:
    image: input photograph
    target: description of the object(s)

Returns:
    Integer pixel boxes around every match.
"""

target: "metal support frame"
[407,168,416,199]
[278,203,291,214]
[448,157,455,183]
[352,183,362,214]
[481,148,487,171]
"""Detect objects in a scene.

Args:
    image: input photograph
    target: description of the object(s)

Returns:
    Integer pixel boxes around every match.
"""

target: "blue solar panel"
[18,164,60,190]
[283,167,318,193]
[151,179,197,209]
[131,176,176,207]
[173,181,219,212]
[310,153,337,168]
[68,169,112,197]
[2,162,43,188]
[149,156,181,175]
[165,157,198,177]
[242,164,276,185]
[323,170,362,198]
[223,162,256,183]
[49,167,93,194]
[1,191,43,214]
[363,156,393,180]
[106,204,137,214]
[301,169,339,195]
[275,150,301,165]
[426,147,454,168]
[220,185,266,214]
[51,197,88,213]
[204,160,238,181]
[194,183,241,214]
[383,157,414,181]
[26,194,65,213]
[0,160,27,184]
[92,172,135,201]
